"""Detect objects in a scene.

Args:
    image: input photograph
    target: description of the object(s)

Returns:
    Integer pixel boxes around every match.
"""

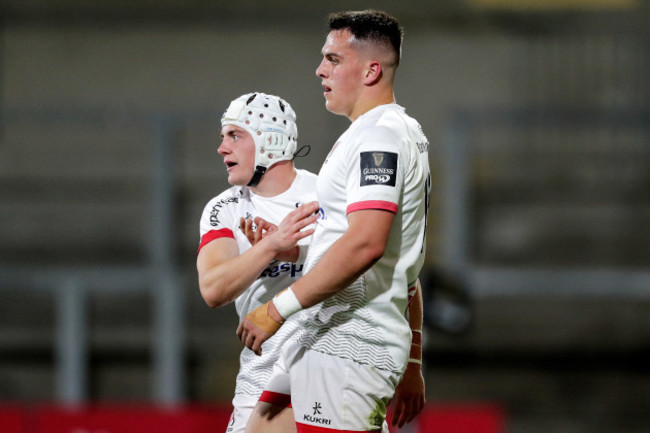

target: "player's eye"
[326,55,338,64]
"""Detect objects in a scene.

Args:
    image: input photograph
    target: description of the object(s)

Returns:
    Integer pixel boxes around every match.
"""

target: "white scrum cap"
[221,92,298,186]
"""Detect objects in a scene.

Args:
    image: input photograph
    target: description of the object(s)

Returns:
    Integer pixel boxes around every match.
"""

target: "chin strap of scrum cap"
[247,166,267,187]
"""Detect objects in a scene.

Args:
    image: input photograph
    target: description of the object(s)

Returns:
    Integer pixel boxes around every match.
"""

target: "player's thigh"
[244,339,297,433]
[245,402,295,433]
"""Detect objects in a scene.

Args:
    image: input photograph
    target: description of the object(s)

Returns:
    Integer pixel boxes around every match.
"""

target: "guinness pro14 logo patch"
[360,151,398,187]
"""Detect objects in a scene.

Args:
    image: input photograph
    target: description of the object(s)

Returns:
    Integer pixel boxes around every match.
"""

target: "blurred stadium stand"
[1,1,650,432]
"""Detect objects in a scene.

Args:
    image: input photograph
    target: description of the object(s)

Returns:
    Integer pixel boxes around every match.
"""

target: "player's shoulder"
[378,105,422,133]
[293,169,318,199]
[365,105,427,148]
[356,105,409,140]
[296,169,318,184]
[202,185,247,213]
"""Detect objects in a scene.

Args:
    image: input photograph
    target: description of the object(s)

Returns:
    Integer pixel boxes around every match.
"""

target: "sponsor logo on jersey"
[260,262,303,278]
[209,196,239,226]
[360,151,398,187]
[303,402,332,425]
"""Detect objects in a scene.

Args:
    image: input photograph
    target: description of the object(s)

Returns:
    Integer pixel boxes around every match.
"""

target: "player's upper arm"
[197,236,239,271]
[346,208,394,263]
[196,237,239,303]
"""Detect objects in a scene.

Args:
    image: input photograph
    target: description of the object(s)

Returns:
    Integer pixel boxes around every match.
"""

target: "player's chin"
[227,173,248,186]
[324,100,341,115]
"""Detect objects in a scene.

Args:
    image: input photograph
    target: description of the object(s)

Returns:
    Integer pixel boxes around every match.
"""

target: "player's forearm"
[199,239,279,308]
[406,280,424,369]
[291,229,385,308]
[272,245,301,263]
[409,279,424,332]
[269,209,393,322]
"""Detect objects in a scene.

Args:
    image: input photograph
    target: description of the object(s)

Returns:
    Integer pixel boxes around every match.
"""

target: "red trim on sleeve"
[346,200,398,215]
[259,391,292,408]
[197,228,235,253]
[296,422,381,433]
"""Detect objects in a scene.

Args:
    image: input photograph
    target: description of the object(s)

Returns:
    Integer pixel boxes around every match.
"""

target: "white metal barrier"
[0,108,194,405]
[441,108,650,299]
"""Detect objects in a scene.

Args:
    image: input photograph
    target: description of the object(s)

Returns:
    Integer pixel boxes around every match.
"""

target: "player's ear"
[363,60,383,85]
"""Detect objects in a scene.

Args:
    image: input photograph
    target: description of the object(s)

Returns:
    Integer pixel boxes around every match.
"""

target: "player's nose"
[316,58,327,78]
[218,139,230,156]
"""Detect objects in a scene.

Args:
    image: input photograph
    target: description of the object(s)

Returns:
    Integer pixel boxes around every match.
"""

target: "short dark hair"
[328,9,403,67]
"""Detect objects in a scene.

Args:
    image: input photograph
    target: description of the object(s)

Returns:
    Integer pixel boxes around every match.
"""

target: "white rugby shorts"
[261,338,399,432]
[226,393,257,433]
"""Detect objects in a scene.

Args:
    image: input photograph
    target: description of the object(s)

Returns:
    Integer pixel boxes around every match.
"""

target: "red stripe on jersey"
[259,391,292,408]
[346,200,398,214]
[197,228,235,253]
[296,422,381,433]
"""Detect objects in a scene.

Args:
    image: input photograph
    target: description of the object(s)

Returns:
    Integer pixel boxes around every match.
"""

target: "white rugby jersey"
[295,104,431,374]
[198,169,318,396]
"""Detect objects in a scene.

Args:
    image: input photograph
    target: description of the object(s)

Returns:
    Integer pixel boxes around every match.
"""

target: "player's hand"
[240,216,267,246]
[240,217,300,262]
[236,300,284,356]
[390,363,426,428]
[246,201,319,259]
